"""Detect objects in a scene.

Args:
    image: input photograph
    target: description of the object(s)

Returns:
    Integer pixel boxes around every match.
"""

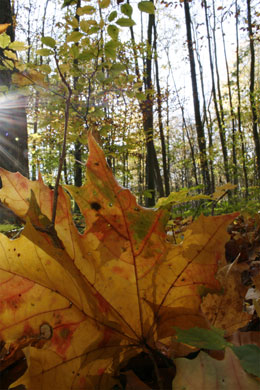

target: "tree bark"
[184,0,211,194]
[247,0,260,182]
[203,0,229,183]
[235,0,248,197]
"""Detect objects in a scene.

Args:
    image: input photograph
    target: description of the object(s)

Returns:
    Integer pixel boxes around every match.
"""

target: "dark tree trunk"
[153,19,170,196]
[235,0,248,197]
[128,0,164,206]
[73,0,82,188]
[184,0,211,194]
[247,0,260,182]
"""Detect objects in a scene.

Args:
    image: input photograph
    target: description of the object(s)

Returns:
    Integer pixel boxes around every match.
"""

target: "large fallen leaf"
[0,134,238,389]
[172,348,260,390]
[201,266,252,335]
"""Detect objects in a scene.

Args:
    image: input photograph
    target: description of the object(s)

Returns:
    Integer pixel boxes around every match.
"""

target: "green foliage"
[174,327,228,350]
[138,1,155,14]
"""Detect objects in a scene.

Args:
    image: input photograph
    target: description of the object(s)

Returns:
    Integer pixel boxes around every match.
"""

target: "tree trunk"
[184,0,211,194]
[221,12,238,188]
[203,0,229,183]
[128,0,164,206]
[153,19,170,196]
[247,0,260,181]
[235,0,248,197]
[73,0,83,188]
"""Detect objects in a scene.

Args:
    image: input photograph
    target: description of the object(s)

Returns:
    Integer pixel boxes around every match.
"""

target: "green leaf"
[41,36,56,48]
[104,40,117,59]
[62,0,77,8]
[231,345,260,377]
[96,71,105,83]
[116,18,135,27]
[107,25,119,40]
[36,48,54,56]
[78,50,96,61]
[121,4,133,17]
[138,1,155,14]
[108,10,117,22]
[110,63,125,75]
[67,17,79,29]
[70,45,79,58]
[88,26,100,35]
[39,64,52,74]
[66,31,84,43]
[77,6,95,16]
[80,20,89,33]
[174,327,229,351]
[0,33,11,49]
[99,0,110,8]
[8,41,27,51]
[136,92,146,101]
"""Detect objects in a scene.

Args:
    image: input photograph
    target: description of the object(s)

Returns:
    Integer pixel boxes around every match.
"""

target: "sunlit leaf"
[99,0,110,8]
[77,6,96,16]
[0,33,11,49]
[8,41,27,51]
[36,48,54,56]
[41,36,56,48]
[0,134,238,389]
[66,31,84,43]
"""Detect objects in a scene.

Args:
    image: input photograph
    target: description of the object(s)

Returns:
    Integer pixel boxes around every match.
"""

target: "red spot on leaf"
[51,324,77,357]
[94,292,110,314]
[79,377,86,387]
[98,368,105,376]
[98,327,114,348]
[23,322,35,336]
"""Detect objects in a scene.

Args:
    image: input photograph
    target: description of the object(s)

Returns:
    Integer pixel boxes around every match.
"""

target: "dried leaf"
[201,267,252,335]
[0,134,238,389]
[172,348,260,390]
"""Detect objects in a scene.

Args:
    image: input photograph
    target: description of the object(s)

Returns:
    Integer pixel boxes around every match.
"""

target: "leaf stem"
[51,52,72,226]
[146,348,164,390]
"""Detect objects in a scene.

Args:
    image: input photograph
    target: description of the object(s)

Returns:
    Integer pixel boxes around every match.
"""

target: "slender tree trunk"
[235,0,248,197]
[203,0,229,183]
[184,0,211,194]
[73,0,82,187]
[247,0,260,181]
[192,21,215,192]
[221,13,238,187]
[153,19,170,195]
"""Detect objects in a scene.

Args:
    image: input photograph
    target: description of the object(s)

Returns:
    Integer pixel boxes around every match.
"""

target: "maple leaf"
[0,134,238,389]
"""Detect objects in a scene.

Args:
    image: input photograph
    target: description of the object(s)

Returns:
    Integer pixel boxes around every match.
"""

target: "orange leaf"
[0,134,238,389]
[0,23,11,34]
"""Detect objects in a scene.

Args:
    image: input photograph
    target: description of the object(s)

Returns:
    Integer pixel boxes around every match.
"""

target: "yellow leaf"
[0,134,238,389]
